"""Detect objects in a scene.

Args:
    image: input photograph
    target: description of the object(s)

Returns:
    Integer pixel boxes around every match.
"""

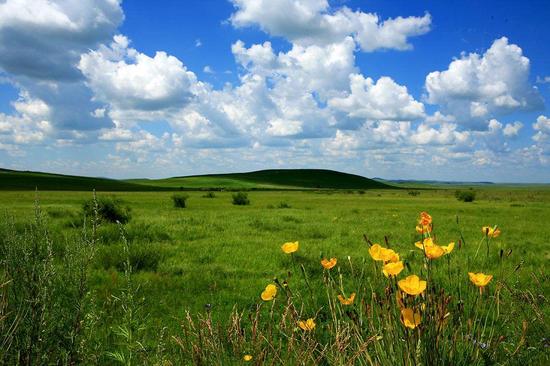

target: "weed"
[172,194,189,208]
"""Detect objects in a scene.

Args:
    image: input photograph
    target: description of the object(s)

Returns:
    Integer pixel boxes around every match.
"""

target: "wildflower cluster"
[249,211,509,364]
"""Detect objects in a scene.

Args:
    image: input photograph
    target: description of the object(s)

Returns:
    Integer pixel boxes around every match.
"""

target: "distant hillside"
[1,168,394,191]
[0,168,165,191]
[129,169,394,190]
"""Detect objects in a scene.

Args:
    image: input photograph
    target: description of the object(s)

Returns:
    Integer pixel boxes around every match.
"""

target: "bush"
[455,189,476,202]
[232,192,250,206]
[277,201,291,209]
[408,190,420,196]
[82,196,131,224]
[202,192,216,198]
[172,194,189,208]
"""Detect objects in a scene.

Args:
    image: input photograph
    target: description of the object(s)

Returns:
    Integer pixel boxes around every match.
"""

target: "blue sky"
[0,0,549,182]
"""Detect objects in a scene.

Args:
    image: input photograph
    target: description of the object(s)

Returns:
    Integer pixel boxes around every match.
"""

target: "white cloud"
[0,0,123,81]
[533,115,550,142]
[266,118,303,136]
[502,121,523,137]
[230,0,430,51]
[425,37,543,126]
[329,74,425,121]
[425,111,456,124]
[410,123,469,145]
[79,35,199,111]
[0,0,122,131]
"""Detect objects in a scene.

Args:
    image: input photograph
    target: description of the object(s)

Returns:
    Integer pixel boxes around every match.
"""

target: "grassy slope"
[128,169,393,190]
[0,168,168,192]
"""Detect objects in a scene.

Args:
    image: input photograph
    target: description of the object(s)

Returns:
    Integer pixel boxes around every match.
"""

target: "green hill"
[128,169,394,190]
[0,168,165,191]
[0,168,394,191]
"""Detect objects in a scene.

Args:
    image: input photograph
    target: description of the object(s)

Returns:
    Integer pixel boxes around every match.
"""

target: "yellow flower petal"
[442,242,455,254]
[369,244,399,262]
[482,226,501,238]
[382,261,404,277]
[401,308,421,329]
[298,318,316,331]
[243,355,253,361]
[398,275,427,296]
[281,241,299,254]
[468,272,493,287]
[337,292,356,305]
[424,244,446,259]
[261,284,277,301]
[321,257,337,269]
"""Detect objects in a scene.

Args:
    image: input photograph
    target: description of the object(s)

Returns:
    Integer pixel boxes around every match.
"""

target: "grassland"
[0,177,549,364]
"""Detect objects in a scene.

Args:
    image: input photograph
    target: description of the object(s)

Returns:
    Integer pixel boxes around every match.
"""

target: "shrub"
[172,194,189,208]
[232,192,250,206]
[455,189,476,202]
[82,196,131,224]
[277,201,291,209]
[202,192,216,198]
[408,190,420,196]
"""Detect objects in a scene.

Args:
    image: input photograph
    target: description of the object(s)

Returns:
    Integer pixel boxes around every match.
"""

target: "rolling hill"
[0,168,166,191]
[127,169,394,190]
[1,168,394,191]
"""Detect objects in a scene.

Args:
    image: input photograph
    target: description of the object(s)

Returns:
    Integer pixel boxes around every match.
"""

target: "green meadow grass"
[1,187,549,364]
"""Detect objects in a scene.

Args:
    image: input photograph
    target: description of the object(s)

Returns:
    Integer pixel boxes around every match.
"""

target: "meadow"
[0,185,549,365]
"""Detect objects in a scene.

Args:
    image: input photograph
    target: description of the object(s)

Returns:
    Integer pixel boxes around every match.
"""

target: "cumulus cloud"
[329,74,425,121]
[0,0,123,131]
[410,123,469,145]
[533,115,550,142]
[425,37,544,126]
[502,121,523,137]
[79,35,199,112]
[0,0,123,81]
[230,0,431,51]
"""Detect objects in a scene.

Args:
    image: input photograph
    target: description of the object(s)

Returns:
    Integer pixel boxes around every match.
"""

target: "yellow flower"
[418,211,432,226]
[482,226,501,238]
[260,284,277,301]
[468,272,493,287]
[401,308,421,329]
[243,355,253,362]
[415,238,453,259]
[398,275,427,296]
[337,292,356,305]
[382,261,404,277]
[281,241,299,254]
[424,244,446,259]
[321,257,337,269]
[369,244,400,262]
[298,318,316,331]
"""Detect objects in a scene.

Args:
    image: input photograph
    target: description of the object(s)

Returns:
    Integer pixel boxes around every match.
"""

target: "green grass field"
[0,171,549,364]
